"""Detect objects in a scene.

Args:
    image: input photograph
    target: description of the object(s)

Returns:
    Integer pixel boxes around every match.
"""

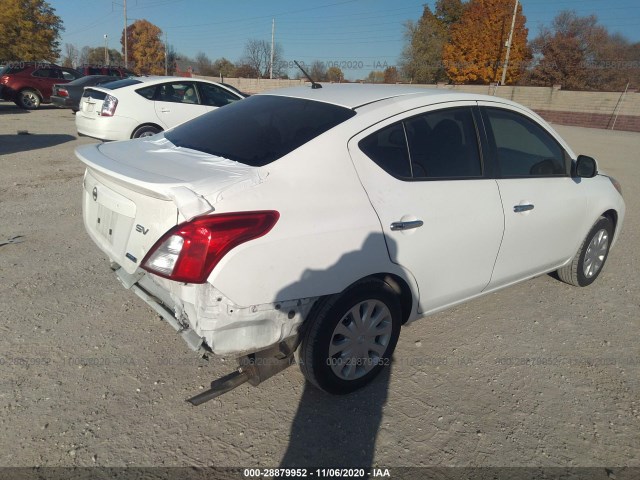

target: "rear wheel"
[298,278,401,394]
[557,216,613,287]
[17,89,41,109]
[132,125,161,138]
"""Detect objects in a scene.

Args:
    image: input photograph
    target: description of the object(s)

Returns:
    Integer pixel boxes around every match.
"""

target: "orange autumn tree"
[121,19,165,75]
[442,0,530,84]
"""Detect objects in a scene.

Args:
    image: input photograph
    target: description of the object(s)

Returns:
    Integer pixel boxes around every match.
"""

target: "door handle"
[513,204,534,213]
[390,220,423,231]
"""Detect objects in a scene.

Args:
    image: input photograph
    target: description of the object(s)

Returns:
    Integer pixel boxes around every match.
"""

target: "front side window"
[197,83,241,107]
[359,107,482,180]
[484,107,568,177]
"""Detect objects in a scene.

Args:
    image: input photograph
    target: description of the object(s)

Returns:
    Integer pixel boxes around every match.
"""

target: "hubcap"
[583,228,609,278]
[328,299,393,381]
[139,130,156,137]
[23,93,37,107]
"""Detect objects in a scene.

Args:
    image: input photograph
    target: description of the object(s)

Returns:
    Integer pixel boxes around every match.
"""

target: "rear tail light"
[141,211,279,283]
[58,88,69,97]
[1,75,8,84]
[100,94,118,116]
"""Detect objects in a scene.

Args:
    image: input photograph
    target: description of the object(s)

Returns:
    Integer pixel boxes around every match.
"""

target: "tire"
[132,125,161,138]
[17,89,41,109]
[557,216,613,287]
[298,278,401,394]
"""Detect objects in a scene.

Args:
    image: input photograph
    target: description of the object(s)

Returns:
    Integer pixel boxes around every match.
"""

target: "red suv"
[0,62,82,109]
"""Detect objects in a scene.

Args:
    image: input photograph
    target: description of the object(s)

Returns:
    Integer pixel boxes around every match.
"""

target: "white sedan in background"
[75,76,245,141]
[76,85,625,402]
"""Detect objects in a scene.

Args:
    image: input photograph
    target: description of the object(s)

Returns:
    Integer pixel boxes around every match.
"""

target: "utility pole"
[499,0,519,87]
[270,18,275,79]
[164,31,168,76]
[104,34,108,65]
[123,0,128,68]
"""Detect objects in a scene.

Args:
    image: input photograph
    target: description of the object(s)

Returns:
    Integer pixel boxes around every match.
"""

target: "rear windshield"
[98,78,142,90]
[164,95,355,166]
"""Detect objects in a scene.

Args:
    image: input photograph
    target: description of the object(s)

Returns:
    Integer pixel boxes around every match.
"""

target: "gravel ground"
[0,102,638,473]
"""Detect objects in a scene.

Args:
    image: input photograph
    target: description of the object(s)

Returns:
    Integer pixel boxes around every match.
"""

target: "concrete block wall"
[201,76,640,132]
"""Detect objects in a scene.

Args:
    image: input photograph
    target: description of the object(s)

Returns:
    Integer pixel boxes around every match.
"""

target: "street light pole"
[104,34,108,65]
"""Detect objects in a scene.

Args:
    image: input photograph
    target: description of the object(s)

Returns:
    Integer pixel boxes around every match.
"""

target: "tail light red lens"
[141,211,279,283]
[58,89,69,97]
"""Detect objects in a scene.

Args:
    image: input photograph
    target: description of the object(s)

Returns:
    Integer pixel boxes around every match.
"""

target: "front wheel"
[557,216,613,287]
[298,278,401,394]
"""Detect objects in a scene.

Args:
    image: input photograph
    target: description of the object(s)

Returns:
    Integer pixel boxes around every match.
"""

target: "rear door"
[479,103,588,288]
[349,103,505,314]
[152,81,210,129]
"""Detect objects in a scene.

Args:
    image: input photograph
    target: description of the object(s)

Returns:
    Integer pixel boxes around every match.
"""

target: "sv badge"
[135,224,149,235]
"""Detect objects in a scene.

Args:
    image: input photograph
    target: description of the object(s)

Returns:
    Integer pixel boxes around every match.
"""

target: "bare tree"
[195,52,215,76]
[241,39,285,78]
[61,43,78,68]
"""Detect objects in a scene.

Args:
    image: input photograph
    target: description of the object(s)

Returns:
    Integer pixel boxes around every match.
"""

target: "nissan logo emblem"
[92,186,98,201]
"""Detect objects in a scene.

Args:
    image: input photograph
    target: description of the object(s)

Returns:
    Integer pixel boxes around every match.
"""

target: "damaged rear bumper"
[113,265,316,357]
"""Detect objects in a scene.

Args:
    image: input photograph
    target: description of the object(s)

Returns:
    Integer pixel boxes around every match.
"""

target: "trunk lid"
[76,135,261,274]
[79,87,107,117]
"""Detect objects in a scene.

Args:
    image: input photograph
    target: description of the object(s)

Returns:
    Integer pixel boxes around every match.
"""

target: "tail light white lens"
[141,211,279,283]
[101,94,118,116]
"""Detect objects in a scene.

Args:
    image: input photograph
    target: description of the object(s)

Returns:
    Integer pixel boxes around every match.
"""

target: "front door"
[478,104,588,288]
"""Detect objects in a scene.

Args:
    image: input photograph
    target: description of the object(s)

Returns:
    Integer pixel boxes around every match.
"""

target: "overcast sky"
[51,0,640,80]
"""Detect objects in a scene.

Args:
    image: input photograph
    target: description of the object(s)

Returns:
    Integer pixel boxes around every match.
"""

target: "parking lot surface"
[0,101,639,469]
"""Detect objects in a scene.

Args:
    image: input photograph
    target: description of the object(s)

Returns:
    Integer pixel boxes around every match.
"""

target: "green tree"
[212,57,237,78]
[527,11,639,90]
[121,19,165,75]
[366,71,385,83]
[442,0,530,84]
[400,1,464,83]
[326,66,343,82]
[0,0,63,61]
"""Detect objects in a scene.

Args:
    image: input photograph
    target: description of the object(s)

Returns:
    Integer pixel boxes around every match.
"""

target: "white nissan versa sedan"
[76,84,625,402]
[75,76,245,141]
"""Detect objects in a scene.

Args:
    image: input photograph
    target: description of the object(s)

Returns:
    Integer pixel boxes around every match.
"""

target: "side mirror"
[575,155,597,178]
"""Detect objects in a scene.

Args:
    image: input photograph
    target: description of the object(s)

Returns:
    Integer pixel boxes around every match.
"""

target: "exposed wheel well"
[371,273,413,324]
[131,123,163,139]
[19,88,42,99]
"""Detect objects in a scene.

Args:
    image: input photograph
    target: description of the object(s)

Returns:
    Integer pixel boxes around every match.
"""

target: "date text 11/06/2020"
[243,468,391,477]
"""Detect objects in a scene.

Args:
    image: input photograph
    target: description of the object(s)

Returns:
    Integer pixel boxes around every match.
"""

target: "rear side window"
[484,107,568,177]
[165,95,356,167]
[32,68,59,78]
[359,107,482,179]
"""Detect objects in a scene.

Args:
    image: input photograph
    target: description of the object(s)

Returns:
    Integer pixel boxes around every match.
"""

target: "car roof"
[260,83,516,110]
